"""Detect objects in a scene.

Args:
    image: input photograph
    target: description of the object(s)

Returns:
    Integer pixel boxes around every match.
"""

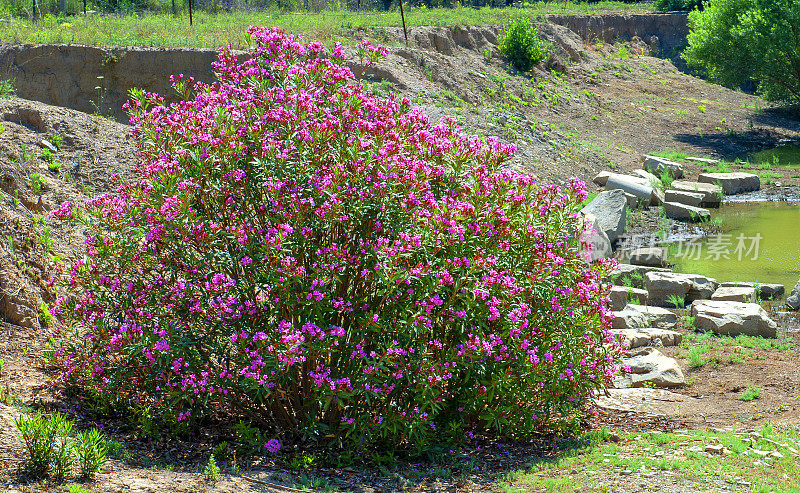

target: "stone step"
[664,189,704,207]
[663,201,710,222]
[671,180,723,206]
[698,172,760,195]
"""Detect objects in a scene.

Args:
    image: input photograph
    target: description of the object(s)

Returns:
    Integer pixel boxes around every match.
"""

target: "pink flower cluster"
[52,27,619,448]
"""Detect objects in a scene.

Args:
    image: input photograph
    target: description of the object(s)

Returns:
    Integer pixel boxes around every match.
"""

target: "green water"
[669,202,800,291]
[738,143,800,168]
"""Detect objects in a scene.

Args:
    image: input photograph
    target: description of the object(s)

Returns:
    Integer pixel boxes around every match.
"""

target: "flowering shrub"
[52,27,618,450]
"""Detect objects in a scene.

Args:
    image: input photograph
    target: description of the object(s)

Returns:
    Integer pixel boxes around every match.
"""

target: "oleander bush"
[51,27,618,451]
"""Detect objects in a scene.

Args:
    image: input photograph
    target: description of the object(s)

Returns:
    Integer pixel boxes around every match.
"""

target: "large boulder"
[580,190,628,244]
[643,155,685,179]
[614,347,686,388]
[788,279,800,310]
[610,286,648,311]
[610,264,672,289]
[611,328,682,349]
[711,286,756,303]
[580,213,613,261]
[664,189,704,208]
[719,281,785,300]
[663,201,710,222]
[605,174,663,206]
[691,300,778,338]
[671,181,723,207]
[645,271,718,307]
[628,247,667,267]
[698,172,760,195]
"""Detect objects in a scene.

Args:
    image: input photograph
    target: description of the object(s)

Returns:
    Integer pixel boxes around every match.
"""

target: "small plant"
[14,412,74,480]
[29,173,45,195]
[75,428,107,478]
[482,46,492,63]
[0,79,13,98]
[41,148,54,163]
[51,135,64,150]
[48,161,62,173]
[203,454,220,482]
[740,385,761,401]
[667,294,686,310]
[39,302,53,327]
[499,17,549,72]
[658,169,674,190]
[687,347,707,368]
[38,227,54,253]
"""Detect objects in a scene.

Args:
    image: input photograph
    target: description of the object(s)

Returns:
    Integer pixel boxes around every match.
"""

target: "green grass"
[679,332,795,369]
[0,3,655,48]
[649,149,687,161]
[500,426,800,493]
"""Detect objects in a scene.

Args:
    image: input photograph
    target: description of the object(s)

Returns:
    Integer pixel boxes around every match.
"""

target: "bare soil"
[0,21,798,492]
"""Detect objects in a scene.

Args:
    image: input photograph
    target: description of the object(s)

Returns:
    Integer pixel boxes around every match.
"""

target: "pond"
[737,142,800,168]
[668,201,800,291]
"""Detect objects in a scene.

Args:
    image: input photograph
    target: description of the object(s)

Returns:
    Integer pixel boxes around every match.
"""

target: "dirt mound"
[0,98,135,330]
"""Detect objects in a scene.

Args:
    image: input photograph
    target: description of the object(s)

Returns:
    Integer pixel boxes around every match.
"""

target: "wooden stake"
[189,0,193,26]
[399,0,408,46]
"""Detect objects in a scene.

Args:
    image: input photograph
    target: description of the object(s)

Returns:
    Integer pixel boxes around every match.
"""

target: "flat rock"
[580,189,628,244]
[671,180,723,206]
[720,282,785,299]
[610,286,649,311]
[614,347,685,388]
[613,304,677,330]
[711,286,756,303]
[611,327,682,348]
[594,388,697,415]
[788,278,800,310]
[691,300,778,338]
[625,304,678,329]
[645,271,718,307]
[664,189,704,207]
[663,201,710,222]
[628,247,667,267]
[686,156,718,164]
[643,155,685,178]
[698,172,760,195]
[610,264,672,289]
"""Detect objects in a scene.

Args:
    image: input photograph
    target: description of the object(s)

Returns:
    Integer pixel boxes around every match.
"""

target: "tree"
[684,0,800,106]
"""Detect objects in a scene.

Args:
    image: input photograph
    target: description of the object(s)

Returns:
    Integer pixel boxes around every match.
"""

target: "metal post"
[83,0,86,15]
[189,0,193,26]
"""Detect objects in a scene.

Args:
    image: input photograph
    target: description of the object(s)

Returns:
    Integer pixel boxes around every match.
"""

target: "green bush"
[52,28,617,453]
[499,17,549,72]
[654,0,704,10]
[684,0,800,106]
